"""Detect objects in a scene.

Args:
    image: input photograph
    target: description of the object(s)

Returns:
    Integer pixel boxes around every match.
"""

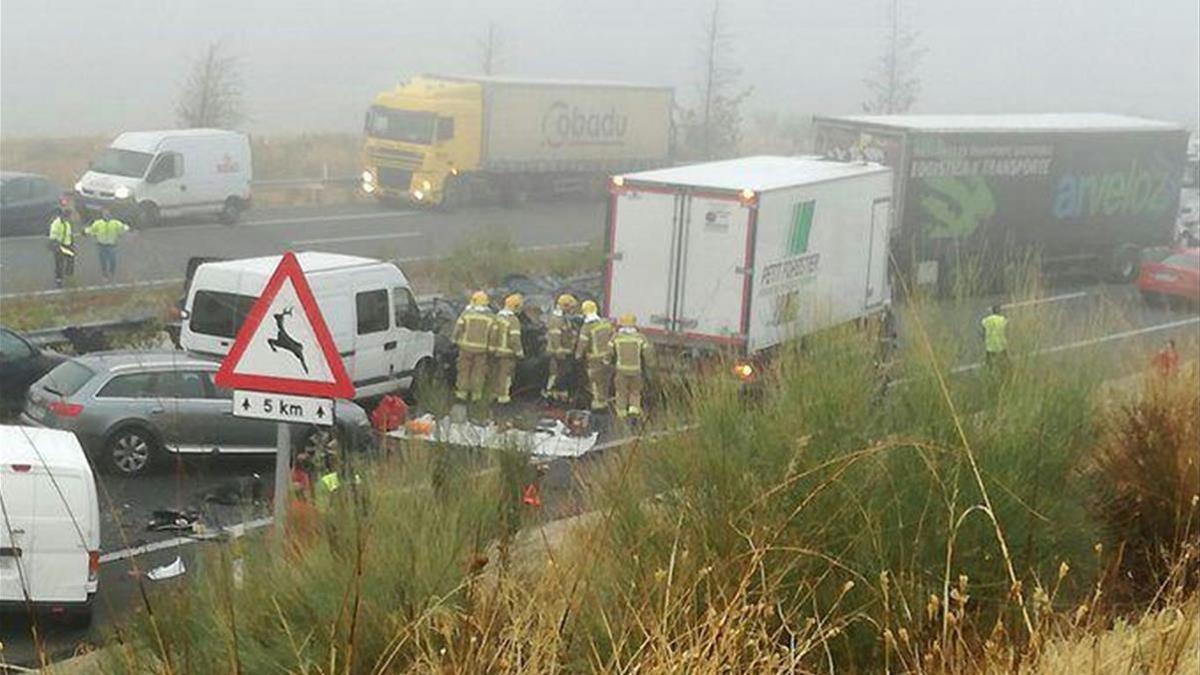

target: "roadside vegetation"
[83,268,1199,673]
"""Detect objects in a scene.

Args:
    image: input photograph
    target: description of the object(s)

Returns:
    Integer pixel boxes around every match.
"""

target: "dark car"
[1137,248,1200,307]
[0,327,66,415]
[20,351,375,475]
[0,171,63,237]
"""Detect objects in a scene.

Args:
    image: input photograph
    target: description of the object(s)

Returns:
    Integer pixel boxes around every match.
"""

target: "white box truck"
[604,156,893,353]
[0,425,101,624]
[179,252,436,400]
[75,128,252,227]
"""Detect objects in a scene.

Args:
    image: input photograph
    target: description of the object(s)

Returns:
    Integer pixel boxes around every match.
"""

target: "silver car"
[20,351,374,475]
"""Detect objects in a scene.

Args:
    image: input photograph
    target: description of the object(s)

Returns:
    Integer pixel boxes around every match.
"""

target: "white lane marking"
[246,211,416,227]
[1001,291,1089,310]
[949,316,1200,374]
[292,231,423,246]
[99,517,273,564]
[0,278,184,299]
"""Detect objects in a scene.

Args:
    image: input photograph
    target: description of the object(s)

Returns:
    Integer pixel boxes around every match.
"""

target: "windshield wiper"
[43,385,64,396]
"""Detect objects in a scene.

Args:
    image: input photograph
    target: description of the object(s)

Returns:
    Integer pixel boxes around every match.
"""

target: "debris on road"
[146,556,187,581]
[390,413,599,459]
[146,509,202,533]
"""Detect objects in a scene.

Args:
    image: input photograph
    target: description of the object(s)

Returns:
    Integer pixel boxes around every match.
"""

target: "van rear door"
[0,463,93,605]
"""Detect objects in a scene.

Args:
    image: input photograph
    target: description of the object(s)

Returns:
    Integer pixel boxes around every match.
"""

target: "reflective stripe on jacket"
[611,330,652,374]
[576,318,614,363]
[545,312,576,357]
[454,308,493,353]
[489,311,524,358]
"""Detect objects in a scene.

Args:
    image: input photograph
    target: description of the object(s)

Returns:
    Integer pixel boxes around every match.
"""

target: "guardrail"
[26,315,160,352]
[250,176,358,189]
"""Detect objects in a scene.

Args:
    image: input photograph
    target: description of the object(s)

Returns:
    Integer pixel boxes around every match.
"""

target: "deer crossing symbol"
[267,307,308,373]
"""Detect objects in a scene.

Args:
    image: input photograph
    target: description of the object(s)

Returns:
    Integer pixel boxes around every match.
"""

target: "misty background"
[2,0,1197,139]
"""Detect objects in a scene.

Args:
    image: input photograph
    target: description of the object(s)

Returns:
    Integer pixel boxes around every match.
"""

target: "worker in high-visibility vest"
[980,304,1009,371]
[452,291,495,401]
[488,294,526,404]
[47,207,76,288]
[574,300,615,412]
[542,293,579,401]
[85,208,132,281]
[610,313,656,419]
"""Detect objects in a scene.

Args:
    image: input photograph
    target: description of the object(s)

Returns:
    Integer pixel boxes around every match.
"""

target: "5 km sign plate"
[234,390,334,426]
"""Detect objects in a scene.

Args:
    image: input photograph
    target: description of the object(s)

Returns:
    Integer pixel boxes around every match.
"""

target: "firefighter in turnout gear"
[489,294,526,404]
[575,300,615,412]
[453,291,494,401]
[542,293,579,401]
[610,314,655,419]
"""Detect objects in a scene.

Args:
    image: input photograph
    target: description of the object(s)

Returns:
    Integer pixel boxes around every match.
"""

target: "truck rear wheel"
[1108,244,1142,282]
[219,197,244,225]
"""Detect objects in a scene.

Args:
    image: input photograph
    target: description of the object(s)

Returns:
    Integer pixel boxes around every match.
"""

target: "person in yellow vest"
[980,304,1009,371]
[85,208,132,281]
[452,291,494,401]
[574,300,615,413]
[47,207,76,288]
[488,294,526,404]
[610,313,656,420]
[542,293,579,401]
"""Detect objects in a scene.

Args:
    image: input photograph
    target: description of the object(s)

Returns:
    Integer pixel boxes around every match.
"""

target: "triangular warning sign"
[215,252,354,399]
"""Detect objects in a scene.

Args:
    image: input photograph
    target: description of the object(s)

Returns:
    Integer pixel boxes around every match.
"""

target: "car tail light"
[48,401,84,418]
[88,550,100,582]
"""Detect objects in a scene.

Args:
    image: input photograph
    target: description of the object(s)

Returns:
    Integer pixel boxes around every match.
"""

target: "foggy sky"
[2,0,1197,139]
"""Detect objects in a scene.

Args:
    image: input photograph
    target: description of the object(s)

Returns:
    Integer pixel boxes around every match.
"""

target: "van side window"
[147,152,182,183]
[191,291,255,338]
[393,287,420,330]
[356,289,390,334]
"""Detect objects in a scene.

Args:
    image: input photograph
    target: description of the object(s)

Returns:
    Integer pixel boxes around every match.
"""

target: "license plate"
[1154,273,1176,282]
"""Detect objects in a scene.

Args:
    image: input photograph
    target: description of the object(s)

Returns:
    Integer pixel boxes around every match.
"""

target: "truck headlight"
[421,179,432,191]
[412,189,425,201]
[361,170,374,184]
[114,185,131,200]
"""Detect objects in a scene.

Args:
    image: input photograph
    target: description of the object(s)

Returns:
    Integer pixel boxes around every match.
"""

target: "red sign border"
[214,251,354,399]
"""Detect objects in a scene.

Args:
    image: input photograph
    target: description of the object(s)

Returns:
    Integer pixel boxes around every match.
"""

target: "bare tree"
[862,0,925,115]
[176,42,245,128]
[683,1,752,159]
[477,21,504,75]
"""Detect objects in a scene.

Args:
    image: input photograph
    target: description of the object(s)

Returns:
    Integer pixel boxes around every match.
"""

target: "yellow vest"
[981,314,1008,353]
[86,218,129,245]
[49,217,73,246]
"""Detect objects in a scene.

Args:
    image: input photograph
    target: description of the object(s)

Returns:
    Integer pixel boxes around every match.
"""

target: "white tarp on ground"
[388,417,599,459]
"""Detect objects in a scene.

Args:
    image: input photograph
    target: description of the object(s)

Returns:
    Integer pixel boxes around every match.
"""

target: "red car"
[1137,247,1200,306]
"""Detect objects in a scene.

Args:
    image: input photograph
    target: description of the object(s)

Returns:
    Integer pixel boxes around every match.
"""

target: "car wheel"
[138,201,161,228]
[218,198,243,225]
[1108,244,1142,282]
[105,426,158,475]
[1140,290,1161,306]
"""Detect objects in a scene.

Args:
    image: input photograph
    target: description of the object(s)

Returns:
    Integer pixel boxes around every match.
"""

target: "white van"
[0,425,101,623]
[75,129,252,227]
[179,252,436,400]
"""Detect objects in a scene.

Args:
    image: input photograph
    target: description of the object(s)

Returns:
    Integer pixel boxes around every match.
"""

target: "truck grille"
[369,147,422,169]
[377,167,412,189]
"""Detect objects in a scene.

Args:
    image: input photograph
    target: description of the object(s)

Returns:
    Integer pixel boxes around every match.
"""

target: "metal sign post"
[274,423,291,527]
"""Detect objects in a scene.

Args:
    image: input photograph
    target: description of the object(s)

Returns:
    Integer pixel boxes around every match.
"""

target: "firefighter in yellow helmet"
[542,293,579,401]
[574,300,615,412]
[610,313,655,419]
[452,291,494,401]
[488,294,526,404]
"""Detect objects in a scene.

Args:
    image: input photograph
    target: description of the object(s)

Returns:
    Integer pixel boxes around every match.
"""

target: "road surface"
[0,200,605,296]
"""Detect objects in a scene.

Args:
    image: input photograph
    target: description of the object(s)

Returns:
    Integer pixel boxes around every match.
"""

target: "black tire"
[409,357,440,404]
[1108,245,1142,282]
[104,425,159,476]
[138,201,160,229]
[1140,290,1162,306]
[218,198,243,225]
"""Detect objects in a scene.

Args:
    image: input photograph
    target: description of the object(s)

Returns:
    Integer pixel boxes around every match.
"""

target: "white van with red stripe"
[605,156,893,354]
[0,425,100,624]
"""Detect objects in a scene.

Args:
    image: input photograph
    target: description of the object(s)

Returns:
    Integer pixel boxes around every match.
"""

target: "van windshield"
[92,148,154,178]
[366,106,435,144]
[190,290,256,338]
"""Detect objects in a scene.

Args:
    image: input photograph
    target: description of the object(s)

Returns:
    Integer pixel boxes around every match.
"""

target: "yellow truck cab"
[362,75,673,207]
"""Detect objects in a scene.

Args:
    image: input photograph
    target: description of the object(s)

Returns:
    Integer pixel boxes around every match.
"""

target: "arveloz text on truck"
[233,390,334,426]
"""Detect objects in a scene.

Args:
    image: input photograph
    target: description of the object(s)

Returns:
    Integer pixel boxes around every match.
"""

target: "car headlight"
[74,181,84,193]
[114,185,131,199]
[361,170,374,183]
